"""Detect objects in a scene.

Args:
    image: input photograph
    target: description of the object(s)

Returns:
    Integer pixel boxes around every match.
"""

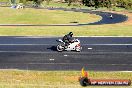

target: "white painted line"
[0,43,132,46]
[1,51,132,54]
[27,63,132,66]
[0,44,56,45]
[88,48,93,50]
[0,51,61,54]
[64,55,68,57]
[76,36,132,37]
[111,64,130,66]
[15,36,59,38]
[49,59,55,61]
[120,71,132,72]
[84,44,132,46]
[6,36,132,38]
[10,36,132,38]
[0,51,45,53]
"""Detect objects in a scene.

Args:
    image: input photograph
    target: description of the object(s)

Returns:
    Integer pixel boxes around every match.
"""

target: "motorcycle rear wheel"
[57,45,64,52]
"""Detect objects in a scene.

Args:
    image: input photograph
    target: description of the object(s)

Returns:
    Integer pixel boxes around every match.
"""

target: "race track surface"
[0,36,132,71]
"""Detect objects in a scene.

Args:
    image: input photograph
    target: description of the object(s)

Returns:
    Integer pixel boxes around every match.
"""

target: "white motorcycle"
[56,38,82,52]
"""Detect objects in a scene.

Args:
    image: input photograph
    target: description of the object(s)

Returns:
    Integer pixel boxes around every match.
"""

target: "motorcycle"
[109,14,113,19]
[56,38,82,52]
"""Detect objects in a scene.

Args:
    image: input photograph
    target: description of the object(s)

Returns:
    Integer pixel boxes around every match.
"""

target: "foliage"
[82,0,115,9]
[82,0,132,10]
[1,0,131,9]
[116,0,132,9]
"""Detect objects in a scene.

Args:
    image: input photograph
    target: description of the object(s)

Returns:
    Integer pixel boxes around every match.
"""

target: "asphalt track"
[0,7,128,26]
[0,36,132,71]
[0,7,131,71]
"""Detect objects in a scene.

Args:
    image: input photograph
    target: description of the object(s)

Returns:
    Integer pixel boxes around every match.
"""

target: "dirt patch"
[124,12,132,25]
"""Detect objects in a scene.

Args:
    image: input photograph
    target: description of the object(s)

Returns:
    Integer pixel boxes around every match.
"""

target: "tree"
[115,0,132,9]
[10,0,16,5]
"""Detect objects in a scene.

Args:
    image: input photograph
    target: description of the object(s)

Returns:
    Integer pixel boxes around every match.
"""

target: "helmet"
[69,32,73,36]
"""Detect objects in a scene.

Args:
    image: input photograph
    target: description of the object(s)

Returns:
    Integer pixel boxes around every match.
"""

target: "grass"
[0,7,131,36]
[0,7,101,24]
[0,69,131,88]
[0,24,132,36]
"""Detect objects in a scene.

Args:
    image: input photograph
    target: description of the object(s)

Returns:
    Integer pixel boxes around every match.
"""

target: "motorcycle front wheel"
[57,44,64,52]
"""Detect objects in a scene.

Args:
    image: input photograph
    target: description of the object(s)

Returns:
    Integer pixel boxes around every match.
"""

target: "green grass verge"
[0,24,132,36]
[0,70,131,88]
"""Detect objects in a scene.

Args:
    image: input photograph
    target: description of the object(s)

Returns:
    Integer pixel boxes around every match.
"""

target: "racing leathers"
[62,34,74,48]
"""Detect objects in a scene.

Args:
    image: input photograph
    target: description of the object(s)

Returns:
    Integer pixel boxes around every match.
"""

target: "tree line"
[82,0,132,9]
[8,0,132,9]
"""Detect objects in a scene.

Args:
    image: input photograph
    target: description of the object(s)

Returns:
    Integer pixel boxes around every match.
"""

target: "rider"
[109,14,113,19]
[62,32,74,48]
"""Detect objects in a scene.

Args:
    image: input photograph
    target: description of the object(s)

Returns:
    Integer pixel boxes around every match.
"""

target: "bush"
[116,0,132,9]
